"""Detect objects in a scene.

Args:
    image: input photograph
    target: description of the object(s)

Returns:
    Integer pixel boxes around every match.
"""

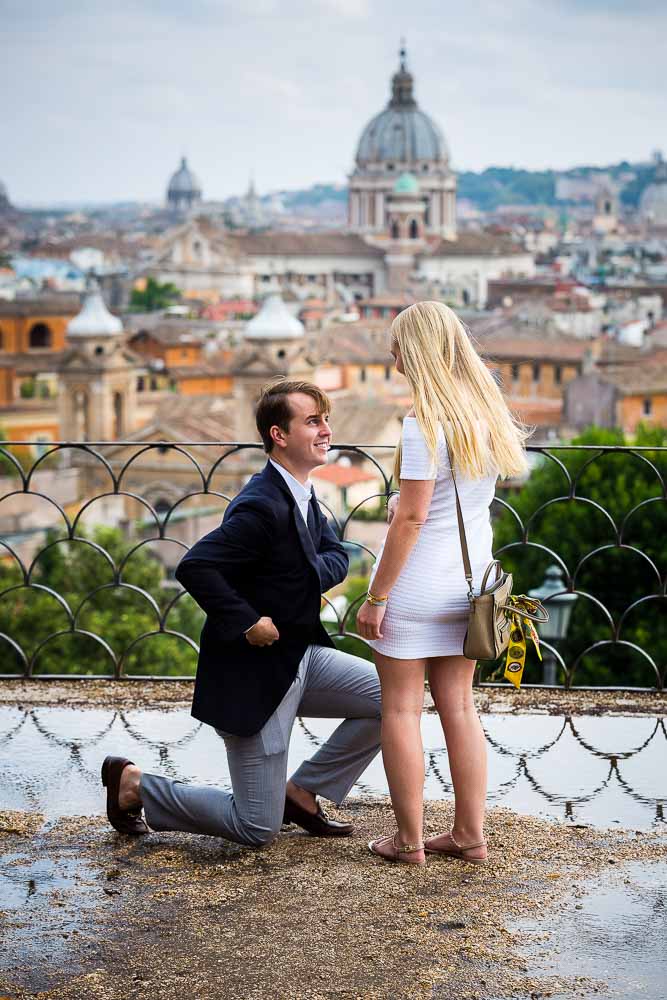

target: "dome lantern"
[67,277,123,339]
[245,294,304,341]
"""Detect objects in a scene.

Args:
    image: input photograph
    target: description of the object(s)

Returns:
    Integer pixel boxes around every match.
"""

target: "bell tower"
[58,278,137,441]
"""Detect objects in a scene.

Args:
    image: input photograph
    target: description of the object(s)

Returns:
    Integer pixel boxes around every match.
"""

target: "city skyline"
[3,0,666,204]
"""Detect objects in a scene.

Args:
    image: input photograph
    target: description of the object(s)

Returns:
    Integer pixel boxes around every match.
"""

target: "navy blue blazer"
[175,461,349,736]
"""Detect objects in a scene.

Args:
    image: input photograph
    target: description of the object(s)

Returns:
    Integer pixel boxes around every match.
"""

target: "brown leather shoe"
[101,756,149,835]
[283,795,353,837]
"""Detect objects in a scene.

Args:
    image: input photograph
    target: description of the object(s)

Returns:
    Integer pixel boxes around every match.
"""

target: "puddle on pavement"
[516,860,667,1000]
[0,706,664,830]
[0,844,102,991]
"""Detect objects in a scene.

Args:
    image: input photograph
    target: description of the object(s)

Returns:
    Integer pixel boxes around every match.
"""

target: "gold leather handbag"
[447,451,548,662]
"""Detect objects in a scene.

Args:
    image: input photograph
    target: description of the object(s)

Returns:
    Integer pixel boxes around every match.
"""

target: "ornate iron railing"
[0,441,665,688]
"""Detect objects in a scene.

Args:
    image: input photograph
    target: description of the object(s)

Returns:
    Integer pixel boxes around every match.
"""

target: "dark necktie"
[306,496,317,539]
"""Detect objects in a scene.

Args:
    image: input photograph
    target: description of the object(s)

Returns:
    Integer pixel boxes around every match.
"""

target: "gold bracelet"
[367,591,389,606]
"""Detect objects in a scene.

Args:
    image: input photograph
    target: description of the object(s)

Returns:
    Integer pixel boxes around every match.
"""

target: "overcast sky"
[2,0,665,205]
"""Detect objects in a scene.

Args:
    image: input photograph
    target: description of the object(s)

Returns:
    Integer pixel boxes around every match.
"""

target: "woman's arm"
[369,478,434,595]
[356,478,434,640]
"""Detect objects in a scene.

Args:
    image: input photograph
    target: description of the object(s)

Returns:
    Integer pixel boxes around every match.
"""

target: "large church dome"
[167,157,202,215]
[640,152,667,225]
[354,47,449,168]
[348,45,457,239]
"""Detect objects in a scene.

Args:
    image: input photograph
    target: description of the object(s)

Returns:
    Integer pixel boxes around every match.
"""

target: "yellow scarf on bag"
[503,596,544,690]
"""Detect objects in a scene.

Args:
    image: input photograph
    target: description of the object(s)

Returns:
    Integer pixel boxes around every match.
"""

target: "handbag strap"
[445,440,475,603]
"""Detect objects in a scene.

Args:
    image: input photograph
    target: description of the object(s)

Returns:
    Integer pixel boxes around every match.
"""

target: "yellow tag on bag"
[503,604,544,690]
[504,618,526,689]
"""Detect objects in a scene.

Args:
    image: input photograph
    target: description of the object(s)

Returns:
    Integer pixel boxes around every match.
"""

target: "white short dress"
[368,417,498,659]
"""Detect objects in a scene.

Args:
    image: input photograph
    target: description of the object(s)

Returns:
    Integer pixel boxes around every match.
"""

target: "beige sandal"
[424,829,487,864]
[368,833,426,866]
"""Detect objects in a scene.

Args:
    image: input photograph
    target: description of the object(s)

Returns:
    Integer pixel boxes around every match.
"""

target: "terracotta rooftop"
[426,232,527,257]
[358,293,415,308]
[129,326,202,348]
[0,295,80,317]
[509,398,563,426]
[328,395,405,445]
[470,316,589,363]
[232,232,385,258]
[316,325,393,365]
[598,363,667,395]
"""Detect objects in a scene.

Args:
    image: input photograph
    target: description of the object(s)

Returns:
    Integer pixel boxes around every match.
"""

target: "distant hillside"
[270,160,658,214]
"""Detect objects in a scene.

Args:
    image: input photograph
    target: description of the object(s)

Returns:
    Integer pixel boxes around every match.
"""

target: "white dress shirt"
[269,459,313,525]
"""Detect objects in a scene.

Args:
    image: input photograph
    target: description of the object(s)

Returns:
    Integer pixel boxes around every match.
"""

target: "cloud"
[2,0,665,202]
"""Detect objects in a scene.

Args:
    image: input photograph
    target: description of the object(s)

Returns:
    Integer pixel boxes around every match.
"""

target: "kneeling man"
[102,379,381,845]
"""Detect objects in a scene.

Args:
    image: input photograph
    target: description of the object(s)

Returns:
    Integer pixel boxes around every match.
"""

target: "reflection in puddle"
[0,706,665,829]
[0,846,101,990]
[519,861,667,1000]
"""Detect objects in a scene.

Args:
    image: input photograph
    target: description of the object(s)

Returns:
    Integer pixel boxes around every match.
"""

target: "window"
[32,435,51,458]
[532,363,541,383]
[150,376,158,391]
[409,219,419,239]
[390,221,400,239]
[154,498,171,522]
[95,345,104,356]
[511,364,520,382]
[643,398,652,416]
[387,163,395,171]
[137,376,145,392]
[555,365,562,385]
[0,327,4,350]
[360,367,366,383]
[28,323,52,349]
[385,365,391,381]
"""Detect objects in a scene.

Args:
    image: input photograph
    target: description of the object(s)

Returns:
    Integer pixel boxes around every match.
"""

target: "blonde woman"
[357,301,528,866]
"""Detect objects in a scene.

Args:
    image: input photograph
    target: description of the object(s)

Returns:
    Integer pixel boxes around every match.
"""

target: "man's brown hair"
[255,379,332,453]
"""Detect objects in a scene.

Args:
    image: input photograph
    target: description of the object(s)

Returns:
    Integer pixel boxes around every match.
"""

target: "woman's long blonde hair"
[391,301,530,483]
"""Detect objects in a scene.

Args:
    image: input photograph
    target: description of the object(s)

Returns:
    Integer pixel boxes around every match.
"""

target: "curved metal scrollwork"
[0,441,665,689]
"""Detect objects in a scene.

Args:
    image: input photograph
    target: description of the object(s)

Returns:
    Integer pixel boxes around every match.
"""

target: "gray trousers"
[140,645,382,847]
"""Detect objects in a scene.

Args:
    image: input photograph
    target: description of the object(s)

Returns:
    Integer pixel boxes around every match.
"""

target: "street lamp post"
[528,566,578,685]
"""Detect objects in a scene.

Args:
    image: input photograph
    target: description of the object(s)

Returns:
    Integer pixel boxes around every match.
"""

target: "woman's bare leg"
[373,652,427,858]
[427,655,487,859]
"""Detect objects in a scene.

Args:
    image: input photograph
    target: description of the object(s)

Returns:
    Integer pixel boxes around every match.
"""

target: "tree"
[130,277,181,312]
[491,425,667,686]
[0,525,204,677]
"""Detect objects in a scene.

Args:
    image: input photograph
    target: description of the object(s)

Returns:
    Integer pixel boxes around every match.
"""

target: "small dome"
[245,294,304,340]
[393,172,419,195]
[67,279,123,338]
[640,152,667,224]
[167,157,202,198]
[354,46,449,167]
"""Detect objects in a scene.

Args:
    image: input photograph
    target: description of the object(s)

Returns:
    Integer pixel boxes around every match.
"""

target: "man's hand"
[387,493,399,525]
[245,616,280,646]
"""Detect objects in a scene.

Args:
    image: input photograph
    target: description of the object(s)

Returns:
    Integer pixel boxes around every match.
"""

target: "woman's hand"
[387,493,399,524]
[356,600,386,641]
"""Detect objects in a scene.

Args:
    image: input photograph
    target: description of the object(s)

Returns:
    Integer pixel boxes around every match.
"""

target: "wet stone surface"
[0,684,666,999]
[1,804,665,1000]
